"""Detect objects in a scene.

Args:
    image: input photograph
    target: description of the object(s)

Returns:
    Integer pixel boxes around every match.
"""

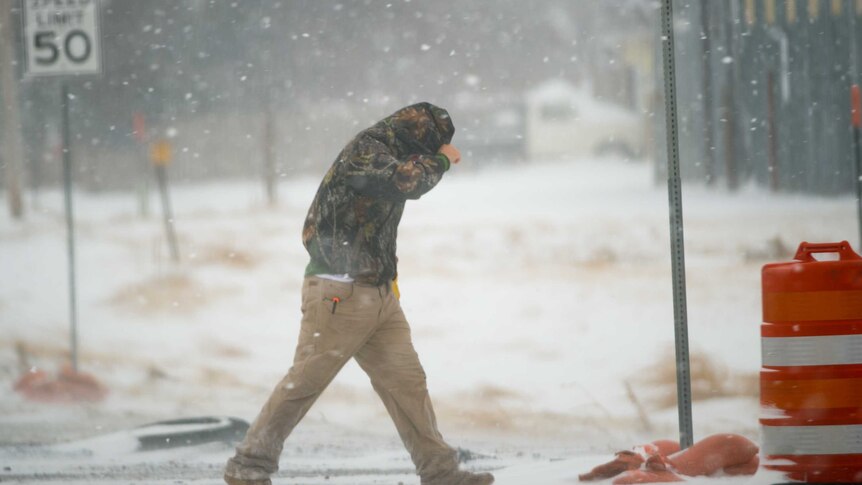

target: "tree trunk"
[0,2,25,219]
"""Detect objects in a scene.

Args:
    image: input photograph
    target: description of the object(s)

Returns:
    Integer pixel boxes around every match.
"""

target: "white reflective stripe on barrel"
[763,425,862,455]
[762,334,862,367]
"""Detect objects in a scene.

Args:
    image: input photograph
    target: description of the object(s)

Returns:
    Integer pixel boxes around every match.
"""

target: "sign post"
[150,140,180,263]
[60,82,79,371]
[23,0,102,372]
[660,0,694,449]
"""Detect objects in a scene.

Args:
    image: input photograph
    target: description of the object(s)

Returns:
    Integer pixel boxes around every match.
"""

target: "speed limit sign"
[23,0,102,76]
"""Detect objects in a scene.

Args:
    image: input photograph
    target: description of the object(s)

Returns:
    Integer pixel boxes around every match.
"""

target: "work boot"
[421,470,495,485]
[223,474,271,485]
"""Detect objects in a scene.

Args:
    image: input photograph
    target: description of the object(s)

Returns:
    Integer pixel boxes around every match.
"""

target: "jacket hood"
[366,102,455,159]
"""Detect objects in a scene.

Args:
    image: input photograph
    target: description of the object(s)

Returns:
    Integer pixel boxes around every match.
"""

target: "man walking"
[224,102,494,485]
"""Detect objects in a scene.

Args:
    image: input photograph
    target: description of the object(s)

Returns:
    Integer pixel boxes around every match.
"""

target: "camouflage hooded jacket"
[302,102,455,286]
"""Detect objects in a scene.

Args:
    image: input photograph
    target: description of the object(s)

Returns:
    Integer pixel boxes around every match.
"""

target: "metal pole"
[851,9,861,247]
[854,126,861,247]
[852,85,861,247]
[61,82,79,372]
[660,0,694,449]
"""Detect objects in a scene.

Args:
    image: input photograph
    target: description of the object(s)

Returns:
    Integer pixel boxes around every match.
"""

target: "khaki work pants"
[225,276,458,481]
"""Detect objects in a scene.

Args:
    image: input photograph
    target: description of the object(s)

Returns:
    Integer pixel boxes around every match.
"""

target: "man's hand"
[438,144,461,165]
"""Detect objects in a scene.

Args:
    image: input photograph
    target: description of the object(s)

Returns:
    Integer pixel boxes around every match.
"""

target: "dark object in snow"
[134,416,249,451]
[456,447,493,463]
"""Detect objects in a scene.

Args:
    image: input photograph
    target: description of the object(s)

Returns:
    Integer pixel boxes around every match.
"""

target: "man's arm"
[344,135,459,200]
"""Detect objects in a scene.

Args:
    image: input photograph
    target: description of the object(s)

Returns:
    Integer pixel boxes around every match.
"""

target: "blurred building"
[525,79,646,161]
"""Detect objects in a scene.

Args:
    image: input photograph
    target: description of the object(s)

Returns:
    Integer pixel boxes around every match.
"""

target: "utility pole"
[0,1,26,220]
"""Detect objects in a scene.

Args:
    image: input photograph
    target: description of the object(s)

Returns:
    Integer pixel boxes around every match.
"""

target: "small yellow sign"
[150,140,172,166]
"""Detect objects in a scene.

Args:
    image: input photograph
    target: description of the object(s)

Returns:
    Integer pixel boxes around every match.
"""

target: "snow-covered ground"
[0,157,854,484]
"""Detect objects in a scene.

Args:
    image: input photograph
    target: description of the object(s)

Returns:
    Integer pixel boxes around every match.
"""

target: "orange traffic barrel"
[761,241,862,483]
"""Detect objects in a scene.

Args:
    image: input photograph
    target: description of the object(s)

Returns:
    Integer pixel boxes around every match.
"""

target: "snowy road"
[1,421,787,484]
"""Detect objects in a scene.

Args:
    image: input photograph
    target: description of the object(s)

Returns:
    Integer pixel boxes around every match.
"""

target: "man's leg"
[353,293,460,480]
[225,278,380,481]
